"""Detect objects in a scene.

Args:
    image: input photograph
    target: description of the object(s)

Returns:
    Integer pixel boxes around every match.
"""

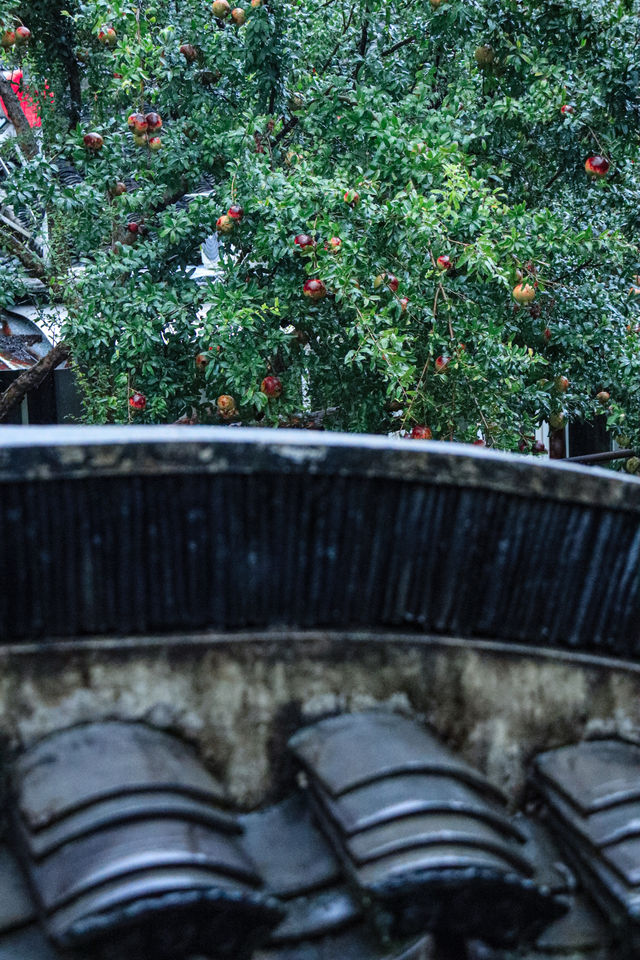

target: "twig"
[468,387,494,444]
[543,167,564,190]
[565,448,636,465]
[551,258,593,284]
[400,354,430,431]
[319,10,355,75]
[355,307,410,402]
[274,114,299,145]
[381,36,416,57]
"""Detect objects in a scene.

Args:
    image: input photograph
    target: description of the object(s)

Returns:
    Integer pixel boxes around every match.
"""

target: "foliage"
[1,0,639,447]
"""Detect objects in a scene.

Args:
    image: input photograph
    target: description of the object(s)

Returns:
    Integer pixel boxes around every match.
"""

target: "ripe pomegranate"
[437,255,452,271]
[303,278,327,300]
[261,376,282,398]
[180,43,198,62]
[294,233,315,251]
[410,425,433,439]
[216,214,233,233]
[513,283,536,304]
[212,0,231,16]
[83,132,104,151]
[130,113,148,135]
[228,204,244,220]
[585,155,610,178]
[435,355,450,373]
[217,394,237,417]
[98,26,117,46]
[129,392,146,410]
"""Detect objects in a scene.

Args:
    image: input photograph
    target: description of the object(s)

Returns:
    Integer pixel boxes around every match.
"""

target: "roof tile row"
[0,711,627,959]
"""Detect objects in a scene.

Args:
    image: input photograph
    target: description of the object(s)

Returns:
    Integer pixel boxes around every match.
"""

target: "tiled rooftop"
[0,710,628,960]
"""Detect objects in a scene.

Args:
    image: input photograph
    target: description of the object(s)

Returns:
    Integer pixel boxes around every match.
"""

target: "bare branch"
[319,7,355,75]
[0,342,70,423]
[274,114,299,145]
[381,36,416,57]
[0,225,47,278]
[353,19,369,80]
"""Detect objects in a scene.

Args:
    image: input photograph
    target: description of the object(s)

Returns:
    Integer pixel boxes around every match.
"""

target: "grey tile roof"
[0,712,620,959]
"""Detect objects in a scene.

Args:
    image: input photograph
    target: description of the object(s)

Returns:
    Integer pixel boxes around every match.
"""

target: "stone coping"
[0,426,639,512]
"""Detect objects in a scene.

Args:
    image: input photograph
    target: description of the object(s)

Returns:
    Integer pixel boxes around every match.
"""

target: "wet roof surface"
[0,712,625,959]
[0,306,54,369]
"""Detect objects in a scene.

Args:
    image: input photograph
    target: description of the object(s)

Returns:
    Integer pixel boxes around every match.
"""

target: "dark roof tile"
[534,740,640,816]
[0,846,36,933]
[291,712,568,947]
[289,712,507,802]
[13,722,228,831]
[240,794,341,899]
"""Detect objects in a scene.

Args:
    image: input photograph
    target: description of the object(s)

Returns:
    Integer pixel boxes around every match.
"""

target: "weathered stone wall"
[1,632,639,807]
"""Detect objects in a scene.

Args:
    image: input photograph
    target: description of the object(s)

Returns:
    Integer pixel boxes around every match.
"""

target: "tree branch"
[543,167,564,190]
[319,7,355,75]
[552,258,593,284]
[0,342,70,423]
[381,36,416,57]
[353,18,369,80]
[60,38,82,128]
[0,75,38,160]
[0,226,47,278]
[281,406,339,429]
[274,114,299,145]
[320,36,344,75]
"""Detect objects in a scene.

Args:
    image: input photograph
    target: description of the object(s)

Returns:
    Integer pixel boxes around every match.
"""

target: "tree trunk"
[0,342,70,423]
[0,75,38,160]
